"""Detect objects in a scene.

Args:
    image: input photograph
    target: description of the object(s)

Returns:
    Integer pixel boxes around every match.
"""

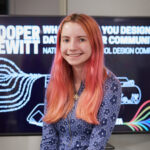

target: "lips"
[67,53,82,57]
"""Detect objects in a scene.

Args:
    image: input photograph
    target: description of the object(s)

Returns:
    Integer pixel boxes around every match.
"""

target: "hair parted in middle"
[43,13,107,124]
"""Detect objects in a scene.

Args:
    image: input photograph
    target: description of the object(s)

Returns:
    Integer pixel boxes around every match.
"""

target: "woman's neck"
[72,66,83,92]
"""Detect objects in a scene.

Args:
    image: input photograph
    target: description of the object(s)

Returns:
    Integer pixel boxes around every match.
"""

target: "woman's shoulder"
[104,69,121,92]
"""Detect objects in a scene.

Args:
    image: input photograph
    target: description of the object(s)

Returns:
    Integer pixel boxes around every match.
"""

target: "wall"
[9,0,67,15]
[68,0,150,16]
[0,0,150,150]
[9,0,150,16]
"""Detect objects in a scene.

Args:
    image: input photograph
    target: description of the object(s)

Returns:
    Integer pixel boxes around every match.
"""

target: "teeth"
[68,53,81,56]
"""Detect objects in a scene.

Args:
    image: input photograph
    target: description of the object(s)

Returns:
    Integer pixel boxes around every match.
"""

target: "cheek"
[86,45,92,56]
[60,45,66,58]
[60,43,66,52]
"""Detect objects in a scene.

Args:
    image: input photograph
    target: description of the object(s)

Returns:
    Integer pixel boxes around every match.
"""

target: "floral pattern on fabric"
[40,71,122,150]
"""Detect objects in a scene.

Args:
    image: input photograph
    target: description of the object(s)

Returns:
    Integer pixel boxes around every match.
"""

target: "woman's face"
[60,22,92,69]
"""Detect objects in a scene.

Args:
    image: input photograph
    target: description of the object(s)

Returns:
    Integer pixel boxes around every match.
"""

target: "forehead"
[61,22,87,36]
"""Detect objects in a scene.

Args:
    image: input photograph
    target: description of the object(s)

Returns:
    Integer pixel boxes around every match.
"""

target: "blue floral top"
[40,71,122,150]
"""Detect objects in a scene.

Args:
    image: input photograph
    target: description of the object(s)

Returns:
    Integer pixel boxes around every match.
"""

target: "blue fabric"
[40,72,122,150]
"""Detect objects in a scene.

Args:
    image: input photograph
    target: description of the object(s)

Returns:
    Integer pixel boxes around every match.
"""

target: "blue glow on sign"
[0,57,50,113]
[117,77,142,104]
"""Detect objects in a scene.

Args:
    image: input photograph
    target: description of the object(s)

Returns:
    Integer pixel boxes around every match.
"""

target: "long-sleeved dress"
[40,71,122,150]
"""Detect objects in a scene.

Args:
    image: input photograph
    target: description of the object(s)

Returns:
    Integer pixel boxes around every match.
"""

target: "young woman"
[40,13,122,150]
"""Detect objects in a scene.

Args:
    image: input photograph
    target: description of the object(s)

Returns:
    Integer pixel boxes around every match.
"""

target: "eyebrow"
[61,35,88,38]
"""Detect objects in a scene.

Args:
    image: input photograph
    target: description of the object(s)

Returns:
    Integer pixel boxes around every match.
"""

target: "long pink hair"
[43,13,107,124]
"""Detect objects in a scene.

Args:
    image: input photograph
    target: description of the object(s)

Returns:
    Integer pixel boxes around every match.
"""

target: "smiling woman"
[60,22,92,69]
[40,13,122,150]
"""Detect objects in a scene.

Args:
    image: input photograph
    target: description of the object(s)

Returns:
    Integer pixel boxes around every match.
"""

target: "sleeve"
[40,100,58,150]
[87,74,122,150]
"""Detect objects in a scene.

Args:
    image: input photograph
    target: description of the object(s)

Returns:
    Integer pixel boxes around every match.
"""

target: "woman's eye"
[79,38,86,42]
[62,39,69,42]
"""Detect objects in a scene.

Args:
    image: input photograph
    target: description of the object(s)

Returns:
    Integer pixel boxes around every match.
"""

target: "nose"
[69,39,77,50]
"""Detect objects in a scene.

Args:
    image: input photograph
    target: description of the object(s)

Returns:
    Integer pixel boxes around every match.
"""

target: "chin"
[68,61,80,65]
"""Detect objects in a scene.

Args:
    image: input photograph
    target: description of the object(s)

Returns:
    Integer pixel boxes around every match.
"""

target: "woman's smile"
[67,52,83,57]
[60,22,92,68]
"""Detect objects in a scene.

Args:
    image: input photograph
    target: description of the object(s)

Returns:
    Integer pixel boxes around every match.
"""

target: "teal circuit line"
[0,57,50,113]
[117,77,142,104]
[26,103,44,127]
